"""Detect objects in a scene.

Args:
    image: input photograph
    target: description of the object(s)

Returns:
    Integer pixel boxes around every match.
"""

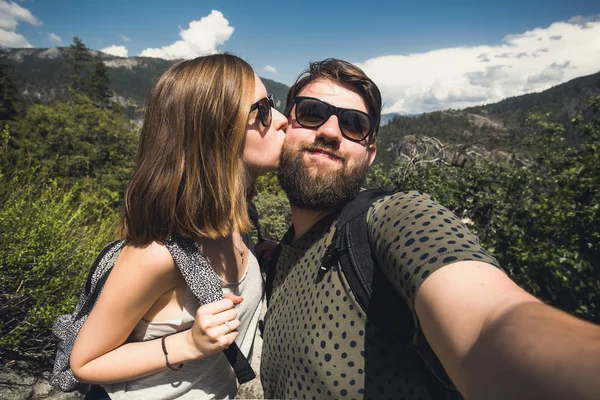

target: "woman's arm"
[70,242,241,384]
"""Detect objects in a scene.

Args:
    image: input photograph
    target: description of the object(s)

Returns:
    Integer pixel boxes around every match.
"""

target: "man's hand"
[255,239,278,265]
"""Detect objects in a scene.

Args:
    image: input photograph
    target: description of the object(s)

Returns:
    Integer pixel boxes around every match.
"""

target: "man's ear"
[367,142,377,166]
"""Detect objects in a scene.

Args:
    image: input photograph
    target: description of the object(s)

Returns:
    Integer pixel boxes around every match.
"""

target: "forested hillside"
[3,44,290,113]
[377,70,600,167]
[1,38,598,375]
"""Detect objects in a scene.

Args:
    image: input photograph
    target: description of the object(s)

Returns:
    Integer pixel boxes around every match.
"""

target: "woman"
[69,54,287,399]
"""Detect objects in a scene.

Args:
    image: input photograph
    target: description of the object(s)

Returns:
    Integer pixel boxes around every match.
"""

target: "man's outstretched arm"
[415,261,600,400]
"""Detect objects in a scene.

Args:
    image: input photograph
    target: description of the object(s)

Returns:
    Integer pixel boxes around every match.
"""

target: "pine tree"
[0,50,22,120]
[65,37,113,107]
[66,36,92,94]
[88,56,112,107]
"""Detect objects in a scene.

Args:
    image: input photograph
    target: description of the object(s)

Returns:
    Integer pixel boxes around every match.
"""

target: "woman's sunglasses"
[291,96,376,142]
[249,94,274,127]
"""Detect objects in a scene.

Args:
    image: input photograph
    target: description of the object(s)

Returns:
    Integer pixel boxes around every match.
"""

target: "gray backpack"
[51,238,255,394]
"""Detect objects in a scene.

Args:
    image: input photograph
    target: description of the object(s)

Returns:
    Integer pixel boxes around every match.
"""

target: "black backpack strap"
[323,190,460,398]
[321,190,414,341]
[84,240,122,296]
[264,245,280,306]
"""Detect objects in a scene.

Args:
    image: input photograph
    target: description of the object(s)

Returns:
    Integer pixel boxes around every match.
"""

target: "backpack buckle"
[321,245,341,271]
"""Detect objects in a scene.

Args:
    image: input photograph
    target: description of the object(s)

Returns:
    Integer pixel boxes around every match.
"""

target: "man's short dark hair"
[284,58,382,142]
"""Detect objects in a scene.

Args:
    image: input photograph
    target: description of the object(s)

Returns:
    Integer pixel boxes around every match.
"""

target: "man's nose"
[315,114,343,144]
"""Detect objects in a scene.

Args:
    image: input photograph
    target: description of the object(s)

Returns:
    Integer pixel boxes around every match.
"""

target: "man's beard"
[278,139,371,210]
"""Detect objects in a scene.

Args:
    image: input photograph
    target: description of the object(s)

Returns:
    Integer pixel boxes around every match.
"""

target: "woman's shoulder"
[117,241,180,283]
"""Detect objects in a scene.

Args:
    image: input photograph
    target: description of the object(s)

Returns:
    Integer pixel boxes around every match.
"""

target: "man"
[259,58,600,399]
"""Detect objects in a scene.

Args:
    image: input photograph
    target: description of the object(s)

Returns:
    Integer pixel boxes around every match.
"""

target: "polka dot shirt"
[261,191,499,400]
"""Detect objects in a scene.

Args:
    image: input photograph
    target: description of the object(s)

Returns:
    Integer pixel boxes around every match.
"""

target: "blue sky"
[2,0,600,113]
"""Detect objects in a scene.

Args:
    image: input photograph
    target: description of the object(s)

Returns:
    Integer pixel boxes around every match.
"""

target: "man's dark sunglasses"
[291,96,376,142]
[249,93,274,127]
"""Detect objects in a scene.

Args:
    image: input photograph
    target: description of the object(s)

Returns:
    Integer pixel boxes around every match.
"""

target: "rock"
[0,367,81,400]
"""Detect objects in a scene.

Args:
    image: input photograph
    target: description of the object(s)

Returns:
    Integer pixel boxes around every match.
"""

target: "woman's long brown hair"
[121,54,255,245]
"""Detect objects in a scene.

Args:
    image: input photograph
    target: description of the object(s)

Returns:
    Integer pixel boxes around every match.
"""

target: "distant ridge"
[380,112,421,125]
[376,70,600,167]
[2,47,290,112]
[466,70,600,128]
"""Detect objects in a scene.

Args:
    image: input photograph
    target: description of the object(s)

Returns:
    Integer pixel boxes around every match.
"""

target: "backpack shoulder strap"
[84,240,123,295]
[323,190,414,342]
[337,189,391,226]
[165,237,256,384]
[266,190,390,306]
[52,239,125,394]
[330,190,460,398]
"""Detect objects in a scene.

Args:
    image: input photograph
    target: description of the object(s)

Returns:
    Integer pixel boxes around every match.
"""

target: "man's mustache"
[298,142,347,163]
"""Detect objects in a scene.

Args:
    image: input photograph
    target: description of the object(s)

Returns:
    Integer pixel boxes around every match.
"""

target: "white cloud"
[101,45,128,57]
[0,28,30,47]
[0,0,40,30]
[48,32,62,43]
[0,0,41,47]
[264,65,277,74]
[356,17,600,114]
[120,34,129,42]
[139,10,233,59]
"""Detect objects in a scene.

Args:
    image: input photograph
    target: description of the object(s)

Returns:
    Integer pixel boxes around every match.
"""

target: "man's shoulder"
[368,190,440,222]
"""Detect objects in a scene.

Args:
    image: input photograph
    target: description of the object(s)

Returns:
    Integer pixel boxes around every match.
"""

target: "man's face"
[278,79,377,210]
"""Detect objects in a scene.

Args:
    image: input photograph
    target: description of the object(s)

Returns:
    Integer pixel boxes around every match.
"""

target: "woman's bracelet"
[161,333,183,371]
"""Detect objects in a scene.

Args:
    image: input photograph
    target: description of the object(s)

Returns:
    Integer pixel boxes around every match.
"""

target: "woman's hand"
[188,293,244,358]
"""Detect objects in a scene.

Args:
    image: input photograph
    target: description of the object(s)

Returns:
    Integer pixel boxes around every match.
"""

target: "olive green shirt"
[261,191,499,400]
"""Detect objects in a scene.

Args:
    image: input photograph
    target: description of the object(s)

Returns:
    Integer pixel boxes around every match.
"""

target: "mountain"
[467,72,600,125]
[380,112,421,125]
[376,71,600,167]
[4,46,599,168]
[2,47,290,112]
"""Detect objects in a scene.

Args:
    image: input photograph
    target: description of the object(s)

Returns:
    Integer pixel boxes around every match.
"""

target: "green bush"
[4,93,138,204]
[0,176,118,352]
[252,172,291,242]
[367,97,600,322]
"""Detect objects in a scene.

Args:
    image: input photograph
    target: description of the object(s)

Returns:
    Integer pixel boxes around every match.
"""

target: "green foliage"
[0,61,135,354]
[252,173,291,242]
[0,176,118,351]
[369,97,600,322]
[0,50,22,121]
[6,93,137,201]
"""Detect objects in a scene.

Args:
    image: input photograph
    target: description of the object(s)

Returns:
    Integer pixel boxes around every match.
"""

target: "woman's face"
[243,74,288,181]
